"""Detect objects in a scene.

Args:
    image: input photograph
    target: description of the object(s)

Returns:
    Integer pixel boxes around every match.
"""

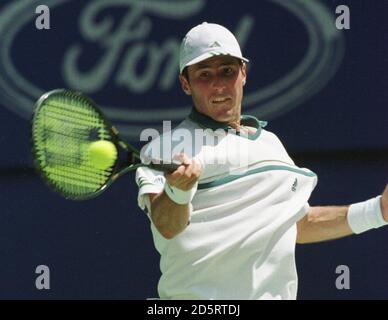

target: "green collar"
[187,108,267,140]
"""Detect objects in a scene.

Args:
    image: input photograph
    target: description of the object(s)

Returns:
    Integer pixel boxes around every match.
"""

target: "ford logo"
[0,0,344,141]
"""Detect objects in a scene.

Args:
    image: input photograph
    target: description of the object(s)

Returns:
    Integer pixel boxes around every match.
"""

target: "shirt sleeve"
[135,167,165,213]
[264,130,296,165]
[303,202,310,215]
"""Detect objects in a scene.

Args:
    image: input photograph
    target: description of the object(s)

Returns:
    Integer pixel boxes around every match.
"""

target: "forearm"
[298,193,388,244]
[296,206,353,244]
[150,192,190,239]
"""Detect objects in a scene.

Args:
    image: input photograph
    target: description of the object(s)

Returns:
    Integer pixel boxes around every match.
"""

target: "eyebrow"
[195,61,237,70]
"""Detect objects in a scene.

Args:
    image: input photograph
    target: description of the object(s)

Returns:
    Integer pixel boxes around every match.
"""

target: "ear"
[241,63,247,86]
[179,74,192,95]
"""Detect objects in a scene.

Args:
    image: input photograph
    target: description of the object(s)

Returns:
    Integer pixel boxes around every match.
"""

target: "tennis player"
[136,22,388,299]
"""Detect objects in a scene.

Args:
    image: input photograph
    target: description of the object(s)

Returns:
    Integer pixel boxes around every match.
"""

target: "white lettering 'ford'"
[0,0,344,141]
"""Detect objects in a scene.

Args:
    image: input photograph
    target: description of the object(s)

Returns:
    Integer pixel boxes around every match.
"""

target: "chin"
[215,109,235,122]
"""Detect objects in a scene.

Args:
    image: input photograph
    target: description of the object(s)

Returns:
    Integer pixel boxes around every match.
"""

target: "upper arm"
[295,203,311,244]
[148,192,160,213]
[296,205,353,244]
[148,193,158,202]
[296,214,309,244]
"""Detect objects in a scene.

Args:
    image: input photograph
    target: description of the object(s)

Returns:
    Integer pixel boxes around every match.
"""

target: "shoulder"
[260,129,294,163]
[261,128,284,144]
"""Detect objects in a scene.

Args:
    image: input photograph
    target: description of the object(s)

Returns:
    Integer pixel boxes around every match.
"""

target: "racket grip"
[148,161,181,173]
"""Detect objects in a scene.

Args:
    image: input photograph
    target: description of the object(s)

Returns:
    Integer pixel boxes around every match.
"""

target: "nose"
[211,75,226,91]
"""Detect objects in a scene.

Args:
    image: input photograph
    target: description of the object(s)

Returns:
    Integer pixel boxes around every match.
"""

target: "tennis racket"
[31,89,180,200]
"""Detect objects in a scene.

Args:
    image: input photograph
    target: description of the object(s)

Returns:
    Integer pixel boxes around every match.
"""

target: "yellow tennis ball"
[86,140,117,170]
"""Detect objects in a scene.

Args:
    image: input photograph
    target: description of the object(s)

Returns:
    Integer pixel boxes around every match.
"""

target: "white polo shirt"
[136,108,318,300]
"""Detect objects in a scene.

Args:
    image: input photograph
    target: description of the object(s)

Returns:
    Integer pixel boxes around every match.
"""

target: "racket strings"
[32,93,114,198]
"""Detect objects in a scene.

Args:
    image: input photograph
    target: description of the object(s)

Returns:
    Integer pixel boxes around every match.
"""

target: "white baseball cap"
[179,22,249,73]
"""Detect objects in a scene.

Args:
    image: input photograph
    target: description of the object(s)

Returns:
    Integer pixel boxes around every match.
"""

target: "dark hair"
[181,59,244,83]
[181,67,190,82]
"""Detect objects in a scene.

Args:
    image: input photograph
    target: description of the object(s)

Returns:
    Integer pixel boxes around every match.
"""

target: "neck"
[227,109,241,131]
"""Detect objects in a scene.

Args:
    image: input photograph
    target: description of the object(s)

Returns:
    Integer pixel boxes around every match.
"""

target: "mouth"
[211,97,232,104]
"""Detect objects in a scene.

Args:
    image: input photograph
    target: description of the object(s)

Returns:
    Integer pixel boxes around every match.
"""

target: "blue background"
[0,0,387,299]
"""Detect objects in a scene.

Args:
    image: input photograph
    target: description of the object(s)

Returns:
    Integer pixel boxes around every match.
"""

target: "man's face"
[179,56,247,124]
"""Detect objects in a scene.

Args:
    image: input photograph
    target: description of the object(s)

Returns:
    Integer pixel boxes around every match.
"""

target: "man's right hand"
[148,154,202,239]
[165,153,202,191]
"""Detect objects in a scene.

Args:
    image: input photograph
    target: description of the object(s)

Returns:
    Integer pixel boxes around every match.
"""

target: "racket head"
[31,89,125,200]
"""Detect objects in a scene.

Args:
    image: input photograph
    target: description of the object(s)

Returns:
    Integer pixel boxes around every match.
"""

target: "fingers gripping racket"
[31,89,179,200]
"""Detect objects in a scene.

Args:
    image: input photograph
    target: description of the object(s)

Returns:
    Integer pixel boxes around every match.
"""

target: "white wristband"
[164,181,198,205]
[347,196,388,234]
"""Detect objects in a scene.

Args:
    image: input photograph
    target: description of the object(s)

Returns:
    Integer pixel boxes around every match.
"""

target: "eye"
[222,67,234,76]
[199,71,210,78]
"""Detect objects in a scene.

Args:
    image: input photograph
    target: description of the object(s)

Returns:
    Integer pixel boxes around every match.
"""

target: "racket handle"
[148,161,181,173]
